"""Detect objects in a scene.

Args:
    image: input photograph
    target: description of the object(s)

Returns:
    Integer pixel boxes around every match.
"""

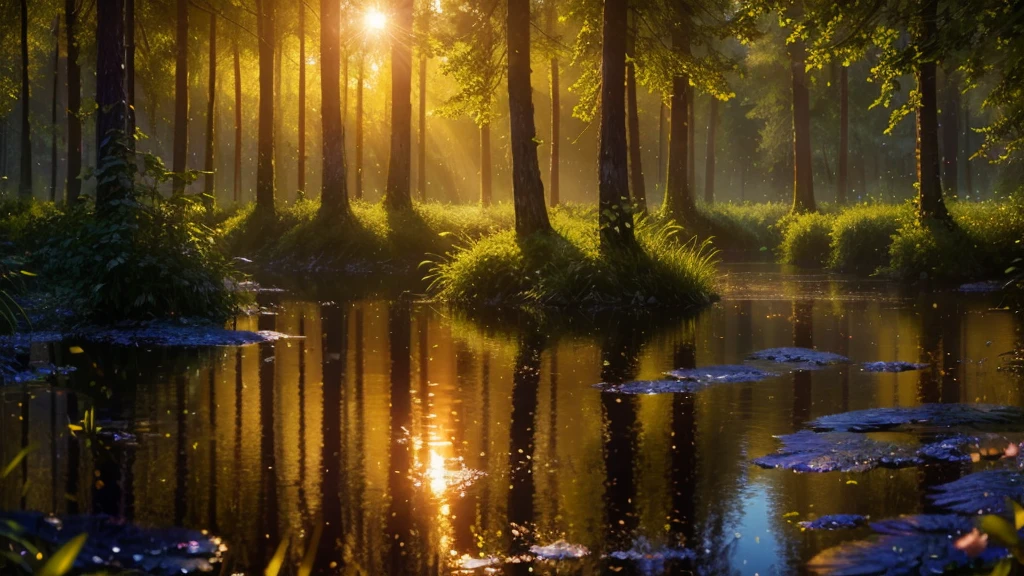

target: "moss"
[426,210,718,311]
[778,212,835,268]
[828,203,912,274]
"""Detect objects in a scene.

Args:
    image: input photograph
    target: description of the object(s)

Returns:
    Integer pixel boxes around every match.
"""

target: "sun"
[364,9,387,31]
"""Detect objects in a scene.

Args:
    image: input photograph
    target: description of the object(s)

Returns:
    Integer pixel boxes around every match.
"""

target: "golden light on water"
[364,9,387,31]
[427,450,447,495]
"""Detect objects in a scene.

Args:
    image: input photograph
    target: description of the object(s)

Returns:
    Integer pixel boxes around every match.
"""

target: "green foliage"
[426,209,718,310]
[777,211,835,267]
[696,201,790,252]
[828,203,912,274]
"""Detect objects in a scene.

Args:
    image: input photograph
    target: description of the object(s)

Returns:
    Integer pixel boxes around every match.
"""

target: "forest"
[3,0,1024,574]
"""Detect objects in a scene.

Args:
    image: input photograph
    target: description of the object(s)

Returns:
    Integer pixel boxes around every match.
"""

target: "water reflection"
[2,265,1023,575]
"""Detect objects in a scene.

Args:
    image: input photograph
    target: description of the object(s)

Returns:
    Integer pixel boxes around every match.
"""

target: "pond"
[2,263,1022,575]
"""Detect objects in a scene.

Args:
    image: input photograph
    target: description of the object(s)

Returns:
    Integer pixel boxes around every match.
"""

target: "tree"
[788,2,815,212]
[319,0,351,218]
[172,0,188,194]
[298,2,306,197]
[837,64,848,203]
[384,0,415,211]
[704,96,718,203]
[941,69,958,198]
[126,0,135,153]
[417,2,432,201]
[66,0,83,203]
[663,6,694,221]
[507,0,552,236]
[547,0,560,207]
[625,7,645,212]
[914,0,948,220]
[203,12,217,207]
[233,37,242,203]
[256,0,276,215]
[355,52,364,200]
[19,0,31,198]
[51,17,60,202]
[598,0,637,251]
[95,0,129,212]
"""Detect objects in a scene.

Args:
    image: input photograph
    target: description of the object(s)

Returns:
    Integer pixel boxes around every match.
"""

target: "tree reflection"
[507,329,543,575]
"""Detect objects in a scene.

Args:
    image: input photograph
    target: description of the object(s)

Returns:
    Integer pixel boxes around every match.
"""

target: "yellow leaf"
[19,270,36,277]
[989,558,1013,576]
[264,535,290,576]
[69,346,84,354]
[979,514,1019,548]
[298,523,323,576]
[1012,499,1024,530]
[2,444,35,479]
[38,533,87,576]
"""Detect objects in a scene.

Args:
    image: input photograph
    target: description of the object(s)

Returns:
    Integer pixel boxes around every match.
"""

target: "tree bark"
[95,0,128,211]
[203,13,217,206]
[480,122,491,206]
[233,38,242,203]
[663,12,693,222]
[687,85,694,194]
[51,18,60,202]
[355,53,364,200]
[941,70,959,199]
[625,9,645,212]
[66,0,82,203]
[788,4,815,213]
[599,0,636,251]
[417,11,428,202]
[172,0,188,194]
[256,0,276,215]
[547,0,560,207]
[704,96,717,204]
[963,94,972,197]
[384,0,414,210]
[319,0,350,218]
[838,65,848,204]
[342,51,348,125]
[507,0,552,236]
[298,2,306,196]
[126,0,135,153]
[19,0,32,198]
[916,0,949,221]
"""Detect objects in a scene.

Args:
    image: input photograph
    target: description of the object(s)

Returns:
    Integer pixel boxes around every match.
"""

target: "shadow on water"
[2,264,1024,575]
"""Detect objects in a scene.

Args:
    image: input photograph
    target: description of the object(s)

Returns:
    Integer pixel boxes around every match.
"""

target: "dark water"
[3,263,1022,575]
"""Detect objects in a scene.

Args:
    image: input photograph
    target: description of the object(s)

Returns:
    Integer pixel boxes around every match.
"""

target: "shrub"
[777,212,835,268]
[828,203,912,274]
[696,202,790,252]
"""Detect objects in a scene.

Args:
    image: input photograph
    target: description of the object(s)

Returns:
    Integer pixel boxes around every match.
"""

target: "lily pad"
[860,361,929,373]
[798,514,867,531]
[930,470,1024,515]
[748,347,849,367]
[753,431,972,473]
[808,404,1024,433]
[0,511,223,575]
[664,364,778,384]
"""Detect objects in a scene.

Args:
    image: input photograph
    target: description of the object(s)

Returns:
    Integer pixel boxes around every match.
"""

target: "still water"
[3,263,1022,575]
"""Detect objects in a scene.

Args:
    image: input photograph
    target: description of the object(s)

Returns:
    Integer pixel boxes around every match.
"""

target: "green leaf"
[37,533,87,576]
[988,558,1013,576]
[264,535,290,576]
[978,514,1019,548]
[1012,499,1024,530]
[1,444,35,479]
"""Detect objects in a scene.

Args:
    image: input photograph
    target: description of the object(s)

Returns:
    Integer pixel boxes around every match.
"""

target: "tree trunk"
[788,4,815,213]
[19,0,32,198]
[95,0,129,211]
[51,18,60,202]
[480,122,491,206]
[663,15,693,222]
[256,0,276,215]
[507,0,552,236]
[658,99,666,194]
[941,70,959,199]
[625,9,645,212]
[964,94,972,197]
[298,3,306,197]
[172,0,188,194]
[319,0,350,218]
[547,0,560,207]
[916,0,949,221]
[203,13,217,207]
[355,53,364,200]
[687,86,694,194]
[126,0,135,153]
[837,65,848,204]
[66,0,82,203]
[704,96,717,204]
[599,0,636,251]
[233,38,242,203]
[384,0,414,210]
[342,51,348,125]
[417,13,428,202]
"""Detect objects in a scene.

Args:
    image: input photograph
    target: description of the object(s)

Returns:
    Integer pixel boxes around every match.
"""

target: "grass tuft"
[828,203,912,274]
[777,211,835,268]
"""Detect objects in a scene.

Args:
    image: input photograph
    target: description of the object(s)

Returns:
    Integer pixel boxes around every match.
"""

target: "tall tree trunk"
[625,9,645,212]
[838,65,848,204]
[342,51,348,125]
[704,96,717,204]
[686,86,694,194]
[963,94,972,197]
[51,17,60,202]
[233,38,242,203]
[663,13,693,221]
[599,0,635,251]
[384,0,414,211]
[256,0,276,215]
[658,99,666,194]
[298,2,306,197]
[95,0,128,211]
[172,0,189,194]
[507,0,552,236]
[916,0,949,221]
[19,0,32,198]
[417,8,429,202]
[203,13,217,207]
[126,0,135,153]
[355,53,364,200]
[547,0,560,207]
[788,3,815,213]
[66,0,82,203]
[480,122,491,206]
[319,0,350,217]
[941,70,959,199]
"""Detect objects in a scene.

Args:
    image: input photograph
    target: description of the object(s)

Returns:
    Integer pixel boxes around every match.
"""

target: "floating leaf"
[809,404,1024,433]
[37,533,87,576]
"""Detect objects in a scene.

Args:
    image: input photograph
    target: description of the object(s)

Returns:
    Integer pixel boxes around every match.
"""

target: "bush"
[778,212,835,268]
[696,202,790,252]
[426,210,718,311]
[828,203,912,274]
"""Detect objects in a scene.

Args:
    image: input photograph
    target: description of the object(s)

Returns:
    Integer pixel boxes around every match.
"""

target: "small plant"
[777,212,835,268]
